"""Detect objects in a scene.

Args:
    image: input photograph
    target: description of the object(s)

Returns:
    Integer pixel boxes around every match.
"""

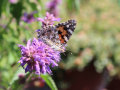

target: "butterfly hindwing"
[37,26,61,46]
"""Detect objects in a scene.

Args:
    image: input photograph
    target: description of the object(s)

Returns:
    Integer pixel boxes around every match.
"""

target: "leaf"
[10,79,23,90]
[0,0,4,17]
[2,0,10,15]
[8,52,15,65]
[66,0,80,12]
[28,1,37,11]
[10,1,23,24]
[41,74,58,90]
[8,67,25,89]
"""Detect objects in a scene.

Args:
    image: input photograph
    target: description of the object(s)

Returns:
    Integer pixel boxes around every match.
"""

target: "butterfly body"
[37,20,76,52]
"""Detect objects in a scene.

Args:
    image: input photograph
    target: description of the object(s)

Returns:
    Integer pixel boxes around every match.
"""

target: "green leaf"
[2,0,10,15]
[10,79,23,90]
[66,0,80,12]
[8,67,25,89]
[28,1,37,11]
[10,1,23,24]
[8,52,15,65]
[41,74,58,90]
[0,0,4,17]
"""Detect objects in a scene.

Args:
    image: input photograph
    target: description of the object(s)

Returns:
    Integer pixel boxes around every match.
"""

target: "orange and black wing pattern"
[55,20,76,44]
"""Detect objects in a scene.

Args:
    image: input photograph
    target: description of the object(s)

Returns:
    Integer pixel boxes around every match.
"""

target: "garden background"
[1,0,120,90]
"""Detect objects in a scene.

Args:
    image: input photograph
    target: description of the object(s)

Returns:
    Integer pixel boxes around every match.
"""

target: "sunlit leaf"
[41,74,58,90]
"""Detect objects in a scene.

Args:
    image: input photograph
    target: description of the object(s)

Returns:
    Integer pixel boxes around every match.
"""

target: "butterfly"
[37,20,76,52]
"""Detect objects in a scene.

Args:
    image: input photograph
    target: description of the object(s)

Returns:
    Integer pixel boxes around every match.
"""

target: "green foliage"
[0,0,4,16]
[10,1,23,24]
[1,0,120,89]
[9,67,25,86]
[41,74,58,90]
[66,0,80,12]
[9,67,25,90]
[63,0,120,76]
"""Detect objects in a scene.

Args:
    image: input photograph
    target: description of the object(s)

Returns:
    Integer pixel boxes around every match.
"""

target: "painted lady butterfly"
[37,20,76,52]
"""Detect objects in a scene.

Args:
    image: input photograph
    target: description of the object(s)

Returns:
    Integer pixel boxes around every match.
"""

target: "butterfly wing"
[37,20,76,52]
[55,20,76,45]
[37,26,61,46]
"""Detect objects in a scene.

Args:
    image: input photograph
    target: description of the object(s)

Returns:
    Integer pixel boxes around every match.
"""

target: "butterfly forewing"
[55,20,76,45]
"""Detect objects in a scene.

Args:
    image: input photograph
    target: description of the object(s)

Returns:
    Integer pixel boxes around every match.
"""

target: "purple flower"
[37,12,60,28]
[47,0,61,16]
[21,12,37,23]
[9,0,18,4]
[18,38,60,75]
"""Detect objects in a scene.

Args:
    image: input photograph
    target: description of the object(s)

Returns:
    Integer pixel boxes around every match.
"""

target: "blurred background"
[1,0,120,90]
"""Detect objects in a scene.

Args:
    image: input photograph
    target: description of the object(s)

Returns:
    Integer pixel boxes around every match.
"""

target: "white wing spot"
[64,36,68,42]
[66,25,69,28]
[68,29,73,34]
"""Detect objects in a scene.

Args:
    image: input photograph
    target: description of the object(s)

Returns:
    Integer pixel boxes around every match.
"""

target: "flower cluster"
[47,0,61,16]
[9,0,18,4]
[18,38,60,75]
[37,12,60,28]
[21,12,36,23]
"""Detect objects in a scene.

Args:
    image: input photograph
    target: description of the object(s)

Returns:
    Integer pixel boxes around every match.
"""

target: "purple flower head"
[18,38,60,75]
[9,0,18,4]
[47,0,61,8]
[47,0,61,16]
[21,11,37,23]
[37,12,60,28]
